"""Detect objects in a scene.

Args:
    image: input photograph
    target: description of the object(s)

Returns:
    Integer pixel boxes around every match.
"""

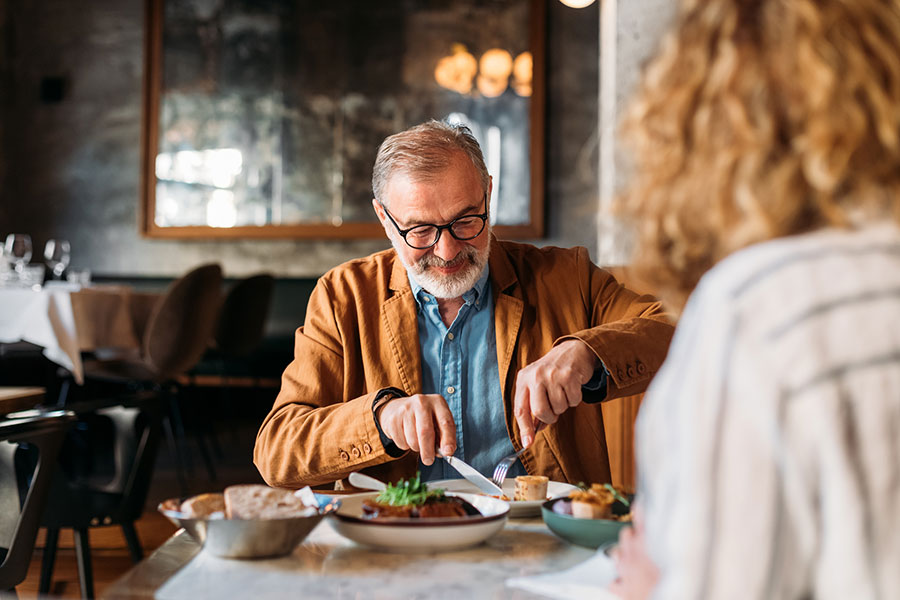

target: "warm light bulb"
[559,0,596,7]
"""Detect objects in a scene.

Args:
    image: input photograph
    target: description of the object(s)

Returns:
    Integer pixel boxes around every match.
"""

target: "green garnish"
[604,483,631,507]
[376,473,446,506]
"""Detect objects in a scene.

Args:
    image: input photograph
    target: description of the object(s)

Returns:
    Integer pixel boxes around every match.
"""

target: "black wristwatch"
[371,387,407,457]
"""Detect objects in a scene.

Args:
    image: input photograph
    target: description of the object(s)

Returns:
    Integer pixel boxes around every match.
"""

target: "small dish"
[431,478,579,517]
[158,493,339,559]
[329,491,509,552]
[540,497,628,549]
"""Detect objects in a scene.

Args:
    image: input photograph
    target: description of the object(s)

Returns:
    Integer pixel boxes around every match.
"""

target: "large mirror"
[141,0,546,239]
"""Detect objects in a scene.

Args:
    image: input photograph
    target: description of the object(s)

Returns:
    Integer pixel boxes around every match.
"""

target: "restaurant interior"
[0,0,678,598]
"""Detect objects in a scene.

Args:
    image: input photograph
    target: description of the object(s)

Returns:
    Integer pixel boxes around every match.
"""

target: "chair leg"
[73,528,94,599]
[121,522,144,563]
[162,413,189,498]
[39,527,59,595]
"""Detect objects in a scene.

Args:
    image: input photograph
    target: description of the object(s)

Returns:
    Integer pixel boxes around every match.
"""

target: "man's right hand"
[375,394,457,465]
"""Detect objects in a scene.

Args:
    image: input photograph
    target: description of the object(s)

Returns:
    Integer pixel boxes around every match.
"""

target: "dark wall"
[0,0,598,278]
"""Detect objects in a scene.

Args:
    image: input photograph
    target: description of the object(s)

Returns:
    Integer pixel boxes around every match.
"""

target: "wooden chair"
[0,410,74,594]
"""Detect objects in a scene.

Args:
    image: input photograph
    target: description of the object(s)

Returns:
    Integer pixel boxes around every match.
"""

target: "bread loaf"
[180,493,225,518]
[223,484,315,520]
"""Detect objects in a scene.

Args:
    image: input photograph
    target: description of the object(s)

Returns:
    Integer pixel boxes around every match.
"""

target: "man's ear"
[372,198,390,233]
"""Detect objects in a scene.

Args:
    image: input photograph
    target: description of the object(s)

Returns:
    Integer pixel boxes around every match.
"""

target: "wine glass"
[4,233,33,273]
[44,239,71,278]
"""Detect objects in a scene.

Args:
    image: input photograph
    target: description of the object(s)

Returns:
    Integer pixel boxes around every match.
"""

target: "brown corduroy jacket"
[254,238,674,489]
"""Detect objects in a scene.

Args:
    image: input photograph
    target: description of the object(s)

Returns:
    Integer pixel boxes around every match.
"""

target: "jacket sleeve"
[253,277,402,488]
[559,248,675,401]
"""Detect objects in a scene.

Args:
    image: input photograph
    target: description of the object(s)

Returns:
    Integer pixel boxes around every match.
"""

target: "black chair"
[79,263,224,494]
[213,273,275,371]
[38,393,162,600]
[0,409,74,595]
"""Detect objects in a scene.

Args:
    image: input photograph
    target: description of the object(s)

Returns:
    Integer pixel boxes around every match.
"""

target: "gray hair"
[372,120,490,205]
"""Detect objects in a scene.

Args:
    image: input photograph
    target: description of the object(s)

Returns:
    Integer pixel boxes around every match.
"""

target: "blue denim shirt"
[408,266,526,482]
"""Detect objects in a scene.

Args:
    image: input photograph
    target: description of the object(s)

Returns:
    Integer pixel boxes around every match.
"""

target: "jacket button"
[636,360,647,375]
[626,365,635,378]
[363,443,372,453]
[340,451,350,461]
[351,447,361,458]
[616,368,625,381]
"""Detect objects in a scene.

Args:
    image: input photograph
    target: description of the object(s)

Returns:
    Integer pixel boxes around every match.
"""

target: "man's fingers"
[403,416,419,453]
[415,406,436,465]
[546,384,569,416]
[514,381,536,448]
[564,379,583,408]
[432,400,457,456]
[530,386,558,425]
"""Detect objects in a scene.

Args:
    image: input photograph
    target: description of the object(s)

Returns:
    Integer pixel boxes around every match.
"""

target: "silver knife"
[442,455,504,496]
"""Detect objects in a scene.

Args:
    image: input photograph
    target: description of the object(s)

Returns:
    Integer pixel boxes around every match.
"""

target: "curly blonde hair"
[621,0,900,311]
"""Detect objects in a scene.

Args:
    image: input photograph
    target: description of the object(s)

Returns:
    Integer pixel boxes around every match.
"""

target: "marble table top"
[102,516,595,599]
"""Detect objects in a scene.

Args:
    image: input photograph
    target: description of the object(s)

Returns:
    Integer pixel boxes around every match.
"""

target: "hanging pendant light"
[559,0,596,7]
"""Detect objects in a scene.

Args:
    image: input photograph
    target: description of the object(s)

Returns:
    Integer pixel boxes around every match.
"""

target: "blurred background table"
[0,283,159,385]
[0,386,45,415]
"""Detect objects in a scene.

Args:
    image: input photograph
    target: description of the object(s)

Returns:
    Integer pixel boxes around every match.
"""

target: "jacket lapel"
[381,257,422,394]
[489,239,523,409]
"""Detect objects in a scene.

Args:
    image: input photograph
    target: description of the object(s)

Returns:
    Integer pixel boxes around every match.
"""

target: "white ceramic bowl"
[431,478,579,517]
[329,491,509,552]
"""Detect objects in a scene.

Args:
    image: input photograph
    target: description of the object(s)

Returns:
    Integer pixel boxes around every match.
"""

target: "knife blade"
[442,455,504,496]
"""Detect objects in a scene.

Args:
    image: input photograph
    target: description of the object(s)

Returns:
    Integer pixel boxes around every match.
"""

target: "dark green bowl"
[540,498,629,549]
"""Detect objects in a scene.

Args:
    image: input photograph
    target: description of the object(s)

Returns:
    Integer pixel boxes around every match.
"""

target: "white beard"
[393,234,491,299]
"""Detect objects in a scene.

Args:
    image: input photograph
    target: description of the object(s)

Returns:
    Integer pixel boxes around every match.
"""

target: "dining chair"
[38,392,162,600]
[78,263,224,495]
[212,273,275,368]
[0,409,74,595]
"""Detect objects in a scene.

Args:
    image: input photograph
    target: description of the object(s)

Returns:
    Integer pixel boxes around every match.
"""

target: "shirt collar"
[407,263,490,310]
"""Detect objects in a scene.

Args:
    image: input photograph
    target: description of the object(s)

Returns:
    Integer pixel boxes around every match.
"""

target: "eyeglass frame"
[378,192,489,250]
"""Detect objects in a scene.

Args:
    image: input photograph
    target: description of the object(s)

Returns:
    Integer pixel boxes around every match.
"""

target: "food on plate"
[224,484,317,519]
[556,483,631,521]
[176,485,317,520]
[513,475,549,501]
[362,473,481,520]
[179,492,225,518]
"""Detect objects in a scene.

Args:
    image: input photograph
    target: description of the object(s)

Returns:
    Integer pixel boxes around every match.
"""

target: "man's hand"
[375,394,457,465]
[514,339,600,447]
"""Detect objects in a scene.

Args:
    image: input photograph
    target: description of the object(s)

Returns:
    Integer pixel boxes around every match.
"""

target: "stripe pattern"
[637,225,900,599]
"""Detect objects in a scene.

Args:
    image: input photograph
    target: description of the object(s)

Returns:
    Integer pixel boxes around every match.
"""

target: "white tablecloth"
[0,283,84,383]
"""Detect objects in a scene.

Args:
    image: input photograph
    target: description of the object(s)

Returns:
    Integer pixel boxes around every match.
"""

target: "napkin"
[506,547,622,600]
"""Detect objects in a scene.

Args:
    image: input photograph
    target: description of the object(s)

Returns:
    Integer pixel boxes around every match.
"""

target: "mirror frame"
[140,0,546,240]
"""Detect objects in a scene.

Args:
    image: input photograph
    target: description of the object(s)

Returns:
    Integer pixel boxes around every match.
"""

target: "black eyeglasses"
[379,193,488,250]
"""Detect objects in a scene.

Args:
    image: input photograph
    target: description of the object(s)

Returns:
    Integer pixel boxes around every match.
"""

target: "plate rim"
[332,491,509,527]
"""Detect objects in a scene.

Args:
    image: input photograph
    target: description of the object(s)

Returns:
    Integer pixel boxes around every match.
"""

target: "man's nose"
[432,230,463,262]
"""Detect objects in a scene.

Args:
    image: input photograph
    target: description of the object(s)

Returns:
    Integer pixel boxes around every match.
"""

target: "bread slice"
[223,484,314,520]
[513,475,549,501]
[180,493,226,518]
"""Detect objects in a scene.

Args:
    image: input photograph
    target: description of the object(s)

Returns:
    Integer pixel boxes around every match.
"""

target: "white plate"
[330,492,509,552]
[431,478,579,517]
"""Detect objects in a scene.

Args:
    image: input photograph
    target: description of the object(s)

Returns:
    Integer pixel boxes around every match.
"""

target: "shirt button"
[447,386,455,394]
[351,447,361,458]
[447,332,455,340]
[340,451,350,461]
[363,443,372,454]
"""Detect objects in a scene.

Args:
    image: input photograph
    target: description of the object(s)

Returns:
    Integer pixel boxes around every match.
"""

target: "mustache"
[416,246,478,270]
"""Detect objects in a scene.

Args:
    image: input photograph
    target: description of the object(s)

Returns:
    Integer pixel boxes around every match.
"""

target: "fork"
[491,446,529,488]
[491,422,545,487]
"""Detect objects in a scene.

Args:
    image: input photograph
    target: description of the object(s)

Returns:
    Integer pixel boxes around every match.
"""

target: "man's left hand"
[513,339,599,448]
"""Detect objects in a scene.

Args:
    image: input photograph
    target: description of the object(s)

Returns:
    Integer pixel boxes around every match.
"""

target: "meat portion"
[361,495,480,520]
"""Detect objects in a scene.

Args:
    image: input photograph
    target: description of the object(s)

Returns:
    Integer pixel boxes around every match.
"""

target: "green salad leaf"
[376,473,445,506]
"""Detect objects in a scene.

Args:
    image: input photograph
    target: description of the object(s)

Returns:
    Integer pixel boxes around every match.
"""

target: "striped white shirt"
[637,224,900,600]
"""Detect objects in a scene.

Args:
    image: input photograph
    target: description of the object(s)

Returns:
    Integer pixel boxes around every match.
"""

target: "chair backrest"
[41,393,162,528]
[214,273,275,358]
[0,410,74,591]
[142,263,223,381]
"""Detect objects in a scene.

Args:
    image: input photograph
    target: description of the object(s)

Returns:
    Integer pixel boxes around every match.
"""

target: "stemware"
[4,233,33,273]
[44,239,71,278]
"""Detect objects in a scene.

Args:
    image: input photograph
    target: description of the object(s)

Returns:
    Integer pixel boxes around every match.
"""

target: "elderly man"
[254,120,673,488]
